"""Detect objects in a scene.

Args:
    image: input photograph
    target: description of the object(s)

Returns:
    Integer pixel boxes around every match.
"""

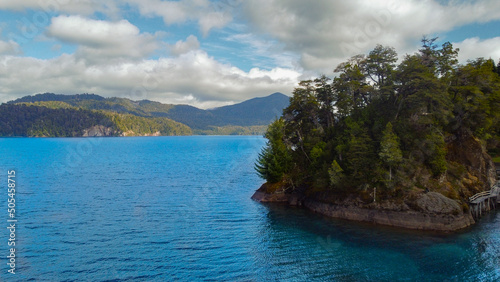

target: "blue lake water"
[0,136,499,281]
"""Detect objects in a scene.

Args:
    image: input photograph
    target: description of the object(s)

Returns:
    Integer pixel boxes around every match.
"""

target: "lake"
[0,136,499,281]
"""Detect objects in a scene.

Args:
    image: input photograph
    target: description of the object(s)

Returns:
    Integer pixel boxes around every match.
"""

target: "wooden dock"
[469,182,500,219]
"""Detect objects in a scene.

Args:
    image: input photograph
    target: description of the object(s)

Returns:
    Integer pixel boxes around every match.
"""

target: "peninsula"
[253,41,500,231]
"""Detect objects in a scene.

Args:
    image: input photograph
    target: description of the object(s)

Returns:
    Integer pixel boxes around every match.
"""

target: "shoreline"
[251,185,477,232]
[0,134,264,138]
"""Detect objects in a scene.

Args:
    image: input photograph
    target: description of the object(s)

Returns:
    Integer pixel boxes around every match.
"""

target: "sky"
[0,0,499,108]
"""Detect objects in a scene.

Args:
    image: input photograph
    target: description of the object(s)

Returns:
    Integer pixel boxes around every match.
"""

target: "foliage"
[255,118,292,183]
[9,92,289,131]
[19,101,76,109]
[255,40,500,198]
[107,113,192,136]
[0,104,191,137]
[379,122,402,181]
[0,104,115,137]
[194,125,267,135]
[4,92,288,136]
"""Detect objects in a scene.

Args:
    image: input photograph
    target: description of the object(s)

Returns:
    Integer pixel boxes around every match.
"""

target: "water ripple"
[0,136,498,281]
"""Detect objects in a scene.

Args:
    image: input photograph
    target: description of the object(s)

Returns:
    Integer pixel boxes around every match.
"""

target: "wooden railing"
[469,191,491,203]
[469,184,500,203]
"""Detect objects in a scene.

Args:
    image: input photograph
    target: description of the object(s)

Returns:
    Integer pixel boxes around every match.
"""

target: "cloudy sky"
[0,0,499,108]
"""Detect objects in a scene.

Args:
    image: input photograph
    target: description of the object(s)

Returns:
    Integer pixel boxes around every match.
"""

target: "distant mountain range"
[1,92,290,137]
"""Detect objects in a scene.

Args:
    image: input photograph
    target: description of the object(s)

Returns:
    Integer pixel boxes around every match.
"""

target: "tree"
[436,41,459,78]
[282,80,322,167]
[449,58,500,139]
[255,118,292,183]
[395,54,451,127]
[346,126,375,182]
[419,36,439,69]
[328,160,345,188]
[379,122,402,181]
[333,55,373,116]
[314,75,335,129]
[363,44,398,90]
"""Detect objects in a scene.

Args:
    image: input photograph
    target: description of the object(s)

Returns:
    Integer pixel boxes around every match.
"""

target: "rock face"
[414,192,461,214]
[121,130,162,137]
[251,184,289,203]
[447,133,497,190]
[251,188,476,232]
[302,199,475,232]
[82,125,115,137]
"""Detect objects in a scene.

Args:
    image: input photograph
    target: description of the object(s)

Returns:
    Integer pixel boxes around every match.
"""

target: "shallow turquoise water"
[0,136,498,281]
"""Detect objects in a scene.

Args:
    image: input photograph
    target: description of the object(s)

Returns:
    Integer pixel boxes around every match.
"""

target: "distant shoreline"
[0,134,265,138]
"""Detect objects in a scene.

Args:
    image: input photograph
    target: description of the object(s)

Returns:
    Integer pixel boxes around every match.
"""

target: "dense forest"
[7,92,289,132]
[256,39,500,204]
[1,92,289,136]
[0,103,193,137]
[0,104,116,137]
[107,113,192,136]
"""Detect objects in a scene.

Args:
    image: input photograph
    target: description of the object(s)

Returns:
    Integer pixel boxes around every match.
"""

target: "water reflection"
[258,203,500,281]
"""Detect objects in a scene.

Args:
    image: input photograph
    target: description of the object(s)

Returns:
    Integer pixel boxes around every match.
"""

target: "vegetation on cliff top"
[256,38,500,204]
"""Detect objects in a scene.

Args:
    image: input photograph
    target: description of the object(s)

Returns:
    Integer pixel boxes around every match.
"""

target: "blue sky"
[0,0,499,108]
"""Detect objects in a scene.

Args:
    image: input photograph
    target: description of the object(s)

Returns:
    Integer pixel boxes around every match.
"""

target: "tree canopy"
[256,40,500,201]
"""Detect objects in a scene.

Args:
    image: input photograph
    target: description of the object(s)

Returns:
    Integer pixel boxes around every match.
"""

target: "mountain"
[3,92,290,136]
[150,92,290,129]
[209,93,290,127]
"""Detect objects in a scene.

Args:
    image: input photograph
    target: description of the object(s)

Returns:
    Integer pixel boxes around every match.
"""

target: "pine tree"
[379,122,402,181]
[255,118,291,183]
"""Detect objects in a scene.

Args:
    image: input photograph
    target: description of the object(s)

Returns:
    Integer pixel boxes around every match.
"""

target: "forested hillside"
[9,93,289,134]
[256,39,500,205]
[0,104,116,137]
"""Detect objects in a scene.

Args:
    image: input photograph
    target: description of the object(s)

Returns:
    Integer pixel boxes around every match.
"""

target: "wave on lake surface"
[0,136,498,281]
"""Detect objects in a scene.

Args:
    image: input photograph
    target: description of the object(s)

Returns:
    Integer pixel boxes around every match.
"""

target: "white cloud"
[223,32,299,69]
[2,0,500,109]
[242,0,500,72]
[454,37,500,63]
[0,51,299,108]
[0,39,20,55]
[47,16,139,47]
[0,0,120,17]
[126,0,238,36]
[198,10,233,37]
[46,15,161,63]
[168,35,200,56]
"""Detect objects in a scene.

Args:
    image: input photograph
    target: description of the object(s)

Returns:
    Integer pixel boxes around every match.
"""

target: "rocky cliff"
[82,125,116,137]
[120,130,162,137]
[446,132,497,194]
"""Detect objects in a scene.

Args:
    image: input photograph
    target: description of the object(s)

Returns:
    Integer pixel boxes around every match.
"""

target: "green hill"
[0,104,117,137]
[3,92,290,136]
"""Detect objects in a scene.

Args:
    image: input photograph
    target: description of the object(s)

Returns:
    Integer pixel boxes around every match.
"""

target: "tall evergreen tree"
[379,122,402,181]
[255,118,291,183]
